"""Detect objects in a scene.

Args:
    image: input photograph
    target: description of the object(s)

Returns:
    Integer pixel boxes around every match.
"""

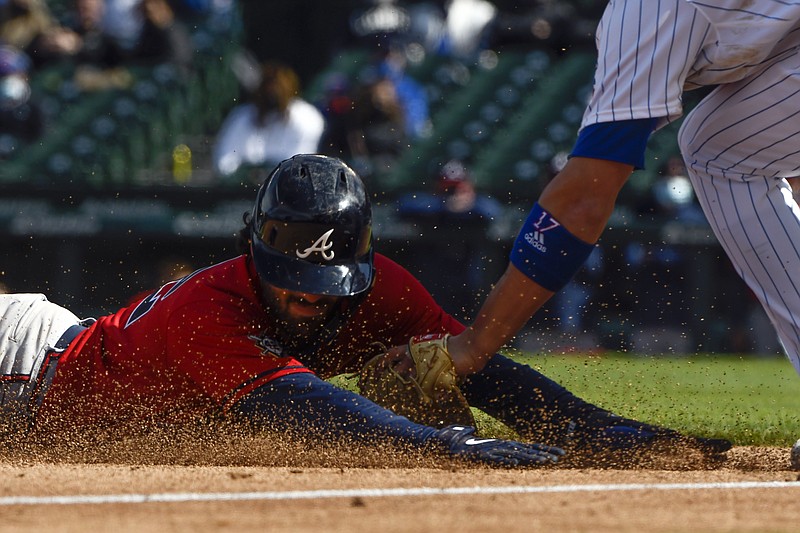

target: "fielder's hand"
[433,425,565,467]
[358,333,475,428]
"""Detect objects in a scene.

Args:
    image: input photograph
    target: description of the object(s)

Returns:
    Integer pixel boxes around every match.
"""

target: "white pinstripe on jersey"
[583,0,800,127]
[582,0,712,127]
[581,0,800,371]
[679,50,800,372]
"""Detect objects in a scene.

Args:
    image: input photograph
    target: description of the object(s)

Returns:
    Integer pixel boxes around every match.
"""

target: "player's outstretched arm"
[448,265,553,376]
[448,157,633,376]
[232,372,563,468]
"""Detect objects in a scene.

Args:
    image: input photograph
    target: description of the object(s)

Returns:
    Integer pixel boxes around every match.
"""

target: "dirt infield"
[1,441,798,533]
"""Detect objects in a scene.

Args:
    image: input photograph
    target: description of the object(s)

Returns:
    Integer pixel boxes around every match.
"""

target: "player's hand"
[433,425,565,467]
[376,338,475,382]
[444,331,490,377]
[378,344,416,379]
[359,335,475,427]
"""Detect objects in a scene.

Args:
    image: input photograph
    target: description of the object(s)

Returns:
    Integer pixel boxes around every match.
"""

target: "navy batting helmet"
[249,154,374,297]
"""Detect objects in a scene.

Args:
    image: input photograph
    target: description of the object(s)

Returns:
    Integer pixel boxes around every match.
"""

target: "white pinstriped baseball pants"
[679,50,800,375]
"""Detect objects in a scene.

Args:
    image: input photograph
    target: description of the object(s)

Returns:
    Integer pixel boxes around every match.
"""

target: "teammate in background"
[0,156,727,466]
[439,1,800,380]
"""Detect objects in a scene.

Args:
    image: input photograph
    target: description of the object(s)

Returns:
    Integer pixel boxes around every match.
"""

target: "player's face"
[272,287,340,320]
[260,281,342,334]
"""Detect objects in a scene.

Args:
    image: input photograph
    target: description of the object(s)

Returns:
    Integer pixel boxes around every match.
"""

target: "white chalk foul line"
[1,481,799,506]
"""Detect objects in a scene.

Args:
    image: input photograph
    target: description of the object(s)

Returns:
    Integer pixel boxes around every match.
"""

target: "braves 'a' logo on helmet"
[249,333,284,358]
[296,228,335,260]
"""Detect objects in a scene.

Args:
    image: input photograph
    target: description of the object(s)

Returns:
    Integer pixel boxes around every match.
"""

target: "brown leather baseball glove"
[358,333,475,428]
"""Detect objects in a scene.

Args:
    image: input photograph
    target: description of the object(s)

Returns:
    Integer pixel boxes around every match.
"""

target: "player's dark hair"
[236,213,253,256]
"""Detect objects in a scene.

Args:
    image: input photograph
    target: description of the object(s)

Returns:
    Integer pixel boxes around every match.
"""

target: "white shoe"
[791,439,800,470]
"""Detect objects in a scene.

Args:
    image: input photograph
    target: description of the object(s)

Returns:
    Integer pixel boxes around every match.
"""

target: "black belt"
[29,322,91,419]
[53,323,88,351]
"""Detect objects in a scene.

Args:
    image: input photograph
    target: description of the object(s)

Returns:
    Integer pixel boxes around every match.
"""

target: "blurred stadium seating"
[0,3,770,355]
[0,1,240,188]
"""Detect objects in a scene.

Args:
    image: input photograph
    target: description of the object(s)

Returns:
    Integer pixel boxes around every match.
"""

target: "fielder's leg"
[679,54,800,375]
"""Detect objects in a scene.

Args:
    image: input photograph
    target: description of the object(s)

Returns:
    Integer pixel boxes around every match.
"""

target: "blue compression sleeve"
[509,203,595,291]
[571,118,658,169]
[232,373,438,446]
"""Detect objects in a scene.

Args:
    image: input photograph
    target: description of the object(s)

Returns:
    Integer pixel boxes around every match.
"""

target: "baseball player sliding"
[0,155,727,467]
[418,1,800,407]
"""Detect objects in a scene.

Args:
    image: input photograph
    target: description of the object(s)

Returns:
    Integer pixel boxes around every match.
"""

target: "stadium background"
[0,0,777,357]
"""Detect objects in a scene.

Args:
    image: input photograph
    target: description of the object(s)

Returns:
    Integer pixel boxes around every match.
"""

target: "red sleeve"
[321,254,465,375]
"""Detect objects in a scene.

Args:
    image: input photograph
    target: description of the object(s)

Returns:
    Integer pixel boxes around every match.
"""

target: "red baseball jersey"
[36,253,463,432]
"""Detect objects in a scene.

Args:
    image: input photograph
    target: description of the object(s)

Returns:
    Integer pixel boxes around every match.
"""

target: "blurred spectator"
[0,0,83,67]
[37,0,194,88]
[396,160,503,319]
[318,41,430,181]
[376,45,431,140]
[346,75,409,179]
[0,44,44,153]
[346,1,431,137]
[212,61,326,180]
[60,0,135,68]
[135,0,193,71]
[348,0,431,141]
[397,159,501,220]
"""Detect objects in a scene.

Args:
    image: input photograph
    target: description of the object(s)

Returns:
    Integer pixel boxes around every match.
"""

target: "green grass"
[331,352,800,446]
[496,351,800,446]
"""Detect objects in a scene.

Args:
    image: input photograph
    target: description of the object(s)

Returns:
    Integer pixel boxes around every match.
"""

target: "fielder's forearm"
[450,157,633,376]
[537,157,632,243]
[449,265,554,374]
